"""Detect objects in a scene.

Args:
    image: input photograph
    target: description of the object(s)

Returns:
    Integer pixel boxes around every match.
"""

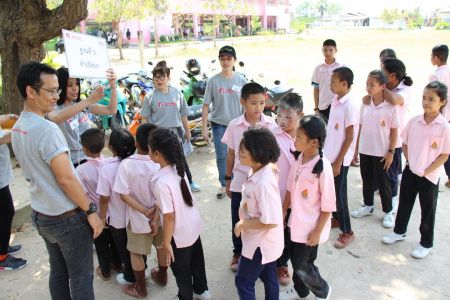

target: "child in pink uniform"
[222,82,276,272]
[273,93,304,285]
[383,82,450,259]
[382,58,413,212]
[324,67,359,249]
[234,128,283,300]
[96,128,137,285]
[149,128,212,300]
[351,70,399,229]
[113,124,168,298]
[280,115,335,300]
[429,45,450,187]
[76,128,121,280]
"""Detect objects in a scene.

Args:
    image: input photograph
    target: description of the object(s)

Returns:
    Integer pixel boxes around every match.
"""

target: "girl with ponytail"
[382,59,414,210]
[148,128,212,300]
[280,115,335,300]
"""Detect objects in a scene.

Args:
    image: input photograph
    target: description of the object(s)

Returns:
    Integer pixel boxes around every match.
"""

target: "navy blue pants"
[332,166,352,233]
[231,192,242,255]
[235,248,279,300]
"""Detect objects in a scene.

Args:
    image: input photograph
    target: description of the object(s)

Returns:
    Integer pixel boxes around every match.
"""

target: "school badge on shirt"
[334,123,339,130]
[431,141,438,150]
[380,120,386,127]
[301,189,309,199]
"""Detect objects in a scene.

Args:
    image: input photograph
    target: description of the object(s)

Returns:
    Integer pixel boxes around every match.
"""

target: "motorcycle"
[118,62,154,111]
[180,58,217,106]
[81,79,129,131]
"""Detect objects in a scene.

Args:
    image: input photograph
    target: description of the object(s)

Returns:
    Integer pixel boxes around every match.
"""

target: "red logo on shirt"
[218,88,236,94]
[12,128,28,135]
[157,102,177,107]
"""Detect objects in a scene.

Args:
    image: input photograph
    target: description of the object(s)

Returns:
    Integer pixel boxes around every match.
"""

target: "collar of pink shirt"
[322,60,340,68]
[150,164,175,182]
[248,164,277,183]
[332,92,351,106]
[86,155,104,165]
[392,81,407,93]
[418,113,447,126]
[129,154,151,161]
[273,125,293,139]
[370,98,389,108]
[298,153,321,169]
[235,113,273,128]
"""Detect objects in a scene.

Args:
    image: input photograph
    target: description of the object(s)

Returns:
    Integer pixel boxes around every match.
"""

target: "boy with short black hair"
[429,44,450,187]
[77,128,122,281]
[273,93,304,285]
[312,39,345,122]
[324,67,359,249]
[222,82,277,271]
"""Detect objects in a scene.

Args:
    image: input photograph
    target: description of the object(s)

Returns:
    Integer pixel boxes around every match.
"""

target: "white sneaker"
[279,287,307,300]
[316,285,331,300]
[392,196,398,214]
[411,245,432,259]
[216,186,226,199]
[115,273,133,285]
[193,289,213,300]
[351,206,374,218]
[382,232,406,244]
[382,212,394,228]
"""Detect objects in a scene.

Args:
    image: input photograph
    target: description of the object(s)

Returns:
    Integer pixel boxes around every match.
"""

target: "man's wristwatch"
[388,149,395,154]
[85,203,97,216]
[225,175,232,181]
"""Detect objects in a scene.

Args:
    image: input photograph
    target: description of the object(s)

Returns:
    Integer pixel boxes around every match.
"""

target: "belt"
[33,207,82,220]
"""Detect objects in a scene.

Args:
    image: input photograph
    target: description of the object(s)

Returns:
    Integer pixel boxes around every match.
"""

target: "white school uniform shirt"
[311,60,345,110]
[359,99,400,157]
[113,154,160,234]
[430,65,450,121]
[239,164,284,264]
[323,93,359,167]
[273,125,295,203]
[151,165,203,248]
[401,114,450,185]
[221,114,277,193]
[391,82,413,148]
[287,154,336,244]
[96,157,127,229]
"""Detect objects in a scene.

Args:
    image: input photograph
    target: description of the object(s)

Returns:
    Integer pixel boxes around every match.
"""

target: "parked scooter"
[180,58,218,106]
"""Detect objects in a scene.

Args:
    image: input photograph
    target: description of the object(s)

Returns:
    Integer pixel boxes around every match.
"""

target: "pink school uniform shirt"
[392,82,413,148]
[287,154,336,244]
[151,165,203,248]
[76,156,104,206]
[323,93,359,166]
[222,114,276,193]
[359,99,400,157]
[239,164,284,264]
[401,114,450,185]
[430,65,450,121]
[273,125,295,202]
[113,154,160,234]
[311,60,345,110]
[96,157,127,229]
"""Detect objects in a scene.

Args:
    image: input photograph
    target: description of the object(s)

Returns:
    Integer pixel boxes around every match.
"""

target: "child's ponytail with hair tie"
[312,139,324,177]
[174,143,193,207]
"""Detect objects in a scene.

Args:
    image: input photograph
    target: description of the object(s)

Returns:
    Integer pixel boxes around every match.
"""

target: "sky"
[291,0,450,16]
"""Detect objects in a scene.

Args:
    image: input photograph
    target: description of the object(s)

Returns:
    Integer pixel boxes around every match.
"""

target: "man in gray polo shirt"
[202,45,247,199]
[12,62,103,300]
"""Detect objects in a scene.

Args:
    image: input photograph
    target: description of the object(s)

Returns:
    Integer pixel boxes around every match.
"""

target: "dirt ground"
[2,29,450,299]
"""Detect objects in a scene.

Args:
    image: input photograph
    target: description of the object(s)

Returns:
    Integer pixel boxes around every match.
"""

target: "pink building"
[82,0,292,44]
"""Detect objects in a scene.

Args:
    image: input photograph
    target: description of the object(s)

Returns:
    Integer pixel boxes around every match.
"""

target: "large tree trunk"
[0,0,88,114]
[117,28,124,60]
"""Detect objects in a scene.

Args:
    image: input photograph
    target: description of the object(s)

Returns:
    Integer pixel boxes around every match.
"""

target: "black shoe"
[8,245,22,255]
[0,255,28,271]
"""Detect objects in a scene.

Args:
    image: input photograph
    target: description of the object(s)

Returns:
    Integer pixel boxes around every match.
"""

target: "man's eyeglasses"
[35,86,62,96]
